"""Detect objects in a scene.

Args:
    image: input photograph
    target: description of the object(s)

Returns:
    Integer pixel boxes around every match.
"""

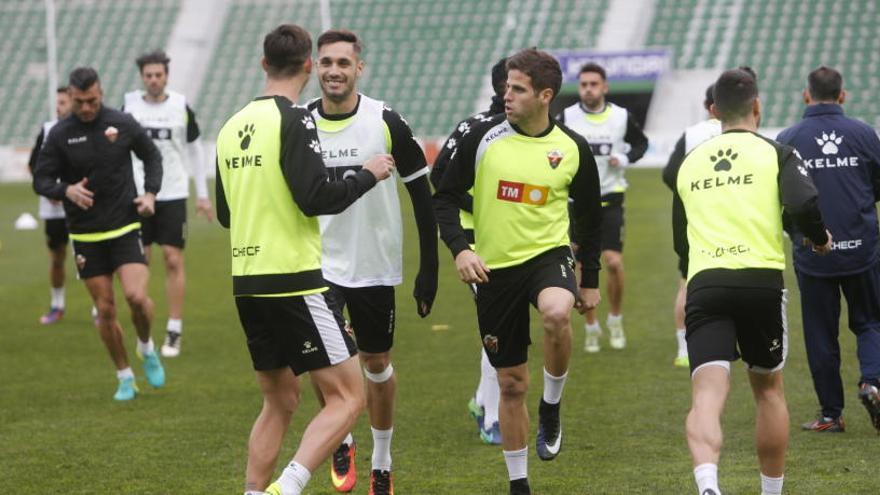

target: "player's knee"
[363,361,394,384]
[604,254,624,273]
[164,249,184,273]
[541,305,571,331]
[95,300,116,321]
[267,388,301,416]
[498,373,527,400]
[123,288,150,309]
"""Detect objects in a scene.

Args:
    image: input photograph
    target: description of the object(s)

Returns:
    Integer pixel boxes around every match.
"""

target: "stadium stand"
[198,0,608,140]
[646,0,880,128]
[0,0,180,146]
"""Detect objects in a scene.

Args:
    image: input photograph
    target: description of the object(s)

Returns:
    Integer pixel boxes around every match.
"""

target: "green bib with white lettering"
[677,131,785,280]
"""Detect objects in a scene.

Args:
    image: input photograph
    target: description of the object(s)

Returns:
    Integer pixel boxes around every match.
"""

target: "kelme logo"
[238,123,255,150]
[710,148,737,172]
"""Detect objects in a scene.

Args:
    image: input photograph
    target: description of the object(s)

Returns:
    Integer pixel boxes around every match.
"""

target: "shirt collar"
[803,103,844,118]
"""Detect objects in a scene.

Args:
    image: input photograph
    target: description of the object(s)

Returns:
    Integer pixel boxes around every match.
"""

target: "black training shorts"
[327,283,396,354]
[72,230,146,279]
[140,199,187,248]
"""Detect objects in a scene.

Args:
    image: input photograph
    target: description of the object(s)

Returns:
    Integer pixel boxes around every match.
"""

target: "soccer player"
[33,67,166,401]
[28,86,73,324]
[435,48,602,495]
[662,84,721,367]
[214,24,394,495]
[557,62,648,352]
[430,56,508,445]
[306,29,438,494]
[123,49,212,358]
[776,66,880,434]
[671,68,830,495]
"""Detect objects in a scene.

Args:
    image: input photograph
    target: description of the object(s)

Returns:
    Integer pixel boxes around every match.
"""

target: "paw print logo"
[458,121,471,136]
[308,139,322,155]
[815,131,843,155]
[238,123,255,150]
[710,148,738,172]
[301,115,315,130]
[446,137,457,150]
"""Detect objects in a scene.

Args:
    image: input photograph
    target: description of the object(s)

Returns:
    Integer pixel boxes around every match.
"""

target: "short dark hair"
[505,48,562,100]
[738,65,757,81]
[703,83,715,110]
[712,68,758,122]
[135,49,170,73]
[808,65,843,102]
[578,62,606,80]
[317,29,363,55]
[263,24,312,77]
[68,67,100,91]
[491,57,508,97]
[56,85,69,93]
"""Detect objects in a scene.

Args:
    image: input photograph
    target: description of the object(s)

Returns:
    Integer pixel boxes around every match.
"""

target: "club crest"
[547,150,563,169]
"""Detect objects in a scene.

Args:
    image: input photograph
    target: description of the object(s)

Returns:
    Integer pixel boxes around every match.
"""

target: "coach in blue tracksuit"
[777,66,880,434]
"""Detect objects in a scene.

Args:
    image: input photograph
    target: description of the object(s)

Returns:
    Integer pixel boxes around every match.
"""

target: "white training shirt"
[561,102,630,195]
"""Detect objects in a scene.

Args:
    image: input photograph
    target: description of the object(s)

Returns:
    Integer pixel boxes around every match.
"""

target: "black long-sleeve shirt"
[33,106,162,235]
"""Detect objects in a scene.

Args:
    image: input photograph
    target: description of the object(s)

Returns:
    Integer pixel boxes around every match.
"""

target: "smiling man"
[434,48,601,495]
[306,29,438,495]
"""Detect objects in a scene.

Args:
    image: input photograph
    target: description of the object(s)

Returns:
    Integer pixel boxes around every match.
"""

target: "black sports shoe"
[701,489,718,495]
[859,382,880,434]
[368,469,393,495]
[536,398,562,461]
[509,478,531,495]
[801,413,845,433]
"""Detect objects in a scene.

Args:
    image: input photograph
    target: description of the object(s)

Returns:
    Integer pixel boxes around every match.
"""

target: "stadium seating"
[647,0,880,128]
[0,0,180,146]
[199,0,608,140]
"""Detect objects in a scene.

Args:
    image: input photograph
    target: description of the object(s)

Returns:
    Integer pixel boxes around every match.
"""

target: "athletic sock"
[277,461,311,495]
[542,368,568,405]
[607,313,622,326]
[694,463,720,494]
[503,447,528,481]
[371,426,393,471]
[676,328,688,356]
[50,287,65,309]
[116,367,134,380]
[342,433,354,446]
[760,473,783,495]
[166,318,182,334]
[481,350,500,426]
[585,322,600,334]
[137,338,155,356]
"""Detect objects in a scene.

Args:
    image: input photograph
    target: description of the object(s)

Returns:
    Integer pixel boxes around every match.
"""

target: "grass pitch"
[0,169,876,494]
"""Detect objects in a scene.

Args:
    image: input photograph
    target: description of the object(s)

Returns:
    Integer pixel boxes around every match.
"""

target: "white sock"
[277,461,311,495]
[585,322,600,335]
[694,463,720,494]
[503,447,528,481]
[166,318,182,334]
[542,368,568,405]
[51,287,65,309]
[116,367,134,380]
[371,426,393,471]
[607,313,622,325]
[760,473,783,495]
[676,328,688,356]
[342,433,353,446]
[137,338,155,356]
[480,350,500,426]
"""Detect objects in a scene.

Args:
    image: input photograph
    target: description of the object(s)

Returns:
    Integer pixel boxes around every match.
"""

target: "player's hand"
[134,192,156,217]
[413,269,437,318]
[363,154,395,181]
[455,250,490,284]
[196,197,214,222]
[65,178,94,210]
[575,288,600,314]
[808,229,833,255]
[608,153,629,168]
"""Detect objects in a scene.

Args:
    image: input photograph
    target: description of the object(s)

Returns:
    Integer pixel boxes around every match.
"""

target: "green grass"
[0,170,875,494]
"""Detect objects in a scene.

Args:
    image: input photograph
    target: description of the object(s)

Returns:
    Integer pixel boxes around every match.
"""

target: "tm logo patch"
[497,180,549,205]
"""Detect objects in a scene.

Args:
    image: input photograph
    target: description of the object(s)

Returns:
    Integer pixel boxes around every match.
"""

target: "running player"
[671,68,830,495]
[557,62,648,352]
[33,67,166,401]
[214,24,394,495]
[123,49,212,357]
[28,86,73,324]
[662,83,720,367]
[307,29,438,495]
[435,48,602,495]
[430,57,509,446]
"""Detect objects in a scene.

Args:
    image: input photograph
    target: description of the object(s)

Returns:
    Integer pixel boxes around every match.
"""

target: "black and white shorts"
[141,199,187,248]
[72,230,146,279]
[476,246,577,368]
[45,218,69,250]
[327,283,396,354]
[599,193,625,253]
[685,286,788,375]
[235,291,357,375]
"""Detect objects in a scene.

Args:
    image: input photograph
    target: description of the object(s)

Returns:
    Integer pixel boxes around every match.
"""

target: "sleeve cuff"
[580,268,599,289]
[354,169,378,190]
[449,239,471,259]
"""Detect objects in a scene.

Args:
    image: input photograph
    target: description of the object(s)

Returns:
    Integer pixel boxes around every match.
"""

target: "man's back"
[777,103,880,276]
